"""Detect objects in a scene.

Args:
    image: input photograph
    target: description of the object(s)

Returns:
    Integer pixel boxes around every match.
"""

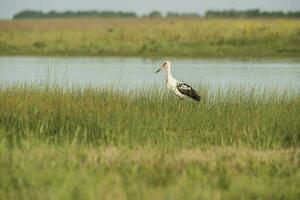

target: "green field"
[0,85,299,199]
[0,18,300,58]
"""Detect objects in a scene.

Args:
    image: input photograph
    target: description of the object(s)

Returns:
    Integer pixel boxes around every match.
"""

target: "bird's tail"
[192,92,201,102]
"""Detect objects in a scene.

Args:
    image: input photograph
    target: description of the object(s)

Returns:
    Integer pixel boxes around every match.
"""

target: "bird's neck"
[166,66,173,81]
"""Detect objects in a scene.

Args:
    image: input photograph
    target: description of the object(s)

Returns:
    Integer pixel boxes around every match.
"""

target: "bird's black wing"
[176,82,201,102]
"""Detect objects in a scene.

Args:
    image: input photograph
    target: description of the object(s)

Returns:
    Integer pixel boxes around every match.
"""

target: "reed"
[0,85,299,199]
[0,85,299,148]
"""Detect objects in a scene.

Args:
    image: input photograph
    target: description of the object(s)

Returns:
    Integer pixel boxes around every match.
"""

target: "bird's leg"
[175,97,184,112]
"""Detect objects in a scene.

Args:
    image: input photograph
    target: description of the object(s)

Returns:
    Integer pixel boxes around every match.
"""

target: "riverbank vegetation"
[0,85,299,199]
[0,18,300,58]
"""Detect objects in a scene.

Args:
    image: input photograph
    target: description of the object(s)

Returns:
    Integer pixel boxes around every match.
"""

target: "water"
[0,56,299,91]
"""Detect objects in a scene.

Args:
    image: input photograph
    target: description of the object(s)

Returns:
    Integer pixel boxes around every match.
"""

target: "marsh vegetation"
[0,85,299,199]
[0,18,300,57]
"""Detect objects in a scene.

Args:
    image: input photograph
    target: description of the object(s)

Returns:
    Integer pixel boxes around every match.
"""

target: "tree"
[148,11,162,18]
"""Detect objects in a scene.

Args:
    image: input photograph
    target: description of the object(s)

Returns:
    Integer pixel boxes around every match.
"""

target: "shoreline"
[1,18,299,59]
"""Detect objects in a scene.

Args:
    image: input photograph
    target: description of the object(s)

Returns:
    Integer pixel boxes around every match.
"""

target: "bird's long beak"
[155,68,161,73]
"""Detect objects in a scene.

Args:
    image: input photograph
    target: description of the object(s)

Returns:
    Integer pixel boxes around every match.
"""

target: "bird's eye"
[164,62,167,66]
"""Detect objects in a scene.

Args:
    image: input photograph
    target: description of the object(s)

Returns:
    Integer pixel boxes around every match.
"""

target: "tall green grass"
[1,145,299,200]
[0,85,299,148]
[0,18,300,57]
[0,85,299,199]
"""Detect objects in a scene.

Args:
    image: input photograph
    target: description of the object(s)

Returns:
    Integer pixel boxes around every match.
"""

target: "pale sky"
[0,0,299,19]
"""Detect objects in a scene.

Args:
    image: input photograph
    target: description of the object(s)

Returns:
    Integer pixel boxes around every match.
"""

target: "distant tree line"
[13,10,137,19]
[13,10,201,19]
[166,12,200,18]
[205,9,300,18]
[13,9,300,19]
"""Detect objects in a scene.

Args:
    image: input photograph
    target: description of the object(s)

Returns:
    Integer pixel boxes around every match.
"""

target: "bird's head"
[155,60,171,73]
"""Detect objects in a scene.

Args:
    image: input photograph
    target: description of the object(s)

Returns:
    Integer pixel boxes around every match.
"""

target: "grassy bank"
[0,85,299,199]
[1,146,299,200]
[0,18,300,58]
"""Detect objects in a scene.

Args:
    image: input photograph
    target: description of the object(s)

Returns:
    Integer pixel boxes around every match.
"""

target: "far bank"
[0,18,299,58]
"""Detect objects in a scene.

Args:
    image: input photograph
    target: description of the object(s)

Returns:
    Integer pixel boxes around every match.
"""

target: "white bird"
[155,61,201,102]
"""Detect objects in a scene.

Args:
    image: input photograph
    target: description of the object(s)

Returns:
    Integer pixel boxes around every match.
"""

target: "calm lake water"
[0,56,299,91]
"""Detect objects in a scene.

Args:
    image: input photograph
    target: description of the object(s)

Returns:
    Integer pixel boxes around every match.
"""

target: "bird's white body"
[156,61,200,102]
[165,65,185,98]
